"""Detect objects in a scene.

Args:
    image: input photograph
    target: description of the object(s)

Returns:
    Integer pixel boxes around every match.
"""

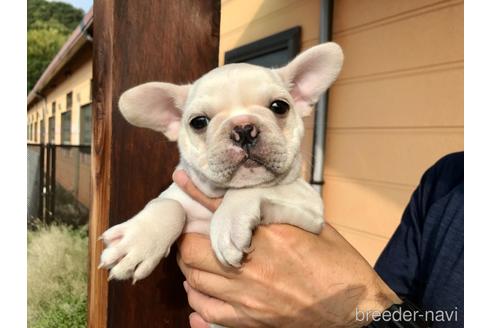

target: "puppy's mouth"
[205,138,290,186]
[240,156,263,169]
[235,147,279,173]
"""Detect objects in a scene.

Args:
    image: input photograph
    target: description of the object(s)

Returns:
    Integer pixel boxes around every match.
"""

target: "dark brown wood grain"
[88,1,220,327]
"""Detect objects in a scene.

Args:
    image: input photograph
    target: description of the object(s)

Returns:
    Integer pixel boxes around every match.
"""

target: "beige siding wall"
[220,0,321,178]
[27,56,92,145]
[325,0,464,264]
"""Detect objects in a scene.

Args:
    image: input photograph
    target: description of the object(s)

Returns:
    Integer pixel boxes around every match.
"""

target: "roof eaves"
[27,7,93,108]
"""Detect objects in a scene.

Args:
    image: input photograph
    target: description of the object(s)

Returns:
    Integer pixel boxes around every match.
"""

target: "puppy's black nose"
[231,124,259,148]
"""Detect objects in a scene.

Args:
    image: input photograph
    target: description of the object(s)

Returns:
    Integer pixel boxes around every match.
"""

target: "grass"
[27,222,88,328]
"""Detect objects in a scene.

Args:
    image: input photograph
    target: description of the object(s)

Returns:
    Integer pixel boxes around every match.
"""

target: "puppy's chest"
[159,183,214,234]
[181,196,214,234]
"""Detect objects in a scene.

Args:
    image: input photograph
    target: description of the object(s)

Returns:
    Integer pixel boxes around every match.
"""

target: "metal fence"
[27,143,91,227]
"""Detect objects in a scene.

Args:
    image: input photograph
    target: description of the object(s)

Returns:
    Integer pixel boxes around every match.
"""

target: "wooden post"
[88,1,220,327]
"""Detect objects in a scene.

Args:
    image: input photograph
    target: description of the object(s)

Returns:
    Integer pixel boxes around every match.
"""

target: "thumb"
[189,312,211,328]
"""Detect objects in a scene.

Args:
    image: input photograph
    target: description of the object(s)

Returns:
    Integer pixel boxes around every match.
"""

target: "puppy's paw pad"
[211,232,241,267]
[132,257,161,283]
[219,244,243,268]
[108,253,141,281]
[312,216,325,233]
[230,225,253,253]
[101,223,127,246]
[100,246,125,269]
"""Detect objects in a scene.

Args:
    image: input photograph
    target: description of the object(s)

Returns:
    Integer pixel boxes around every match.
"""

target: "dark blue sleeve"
[374,152,464,327]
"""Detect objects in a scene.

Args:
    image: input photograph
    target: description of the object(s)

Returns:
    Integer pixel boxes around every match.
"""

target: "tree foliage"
[27,0,84,93]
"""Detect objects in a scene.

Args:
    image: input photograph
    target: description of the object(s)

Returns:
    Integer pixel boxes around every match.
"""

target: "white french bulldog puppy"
[99,42,344,283]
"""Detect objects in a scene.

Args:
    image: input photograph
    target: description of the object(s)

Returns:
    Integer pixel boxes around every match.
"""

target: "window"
[61,111,71,144]
[40,119,45,143]
[224,26,301,68]
[49,116,55,143]
[66,92,73,111]
[51,101,56,115]
[80,103,92,145]
[33,122,37,143]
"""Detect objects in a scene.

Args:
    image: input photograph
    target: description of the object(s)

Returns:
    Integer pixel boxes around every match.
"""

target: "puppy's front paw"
[210,214,259,268]
[99,217,175,283]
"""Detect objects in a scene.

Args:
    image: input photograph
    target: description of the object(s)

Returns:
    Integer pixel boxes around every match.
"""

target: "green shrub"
[28,223,88,327]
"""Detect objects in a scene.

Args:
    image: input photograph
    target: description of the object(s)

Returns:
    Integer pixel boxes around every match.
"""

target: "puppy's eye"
[189,116,210,130]
[269,100,290,115]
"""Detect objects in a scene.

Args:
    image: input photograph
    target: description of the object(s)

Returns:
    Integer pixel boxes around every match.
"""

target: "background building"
[27,9,93,212]
[27,9,92,146]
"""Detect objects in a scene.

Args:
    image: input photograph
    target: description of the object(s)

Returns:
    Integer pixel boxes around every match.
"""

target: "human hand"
[174,171,401,328]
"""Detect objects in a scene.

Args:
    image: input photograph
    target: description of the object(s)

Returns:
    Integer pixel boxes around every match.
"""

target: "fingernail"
[183,280,189,292]
[97,261,105,269]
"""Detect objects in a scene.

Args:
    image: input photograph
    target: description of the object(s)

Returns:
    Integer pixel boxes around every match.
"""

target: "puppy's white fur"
[100,43,344,282]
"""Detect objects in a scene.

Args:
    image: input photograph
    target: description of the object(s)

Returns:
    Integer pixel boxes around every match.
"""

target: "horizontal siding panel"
[324,177,413,238]
[219,0,320,63]
[221,0,304,35]
[328,64,463,128]
[333,0,455,34]
[334,2,463,80]
[324,127,463,186]
[331,223,389,266]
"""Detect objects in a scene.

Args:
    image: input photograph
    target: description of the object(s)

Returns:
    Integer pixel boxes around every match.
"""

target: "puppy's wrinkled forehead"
[185,63,287,114]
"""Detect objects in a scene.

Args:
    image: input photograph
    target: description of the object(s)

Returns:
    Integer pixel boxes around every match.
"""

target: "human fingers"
[189,312,210,328]
[178,255,241,304]
[184,281,239,327]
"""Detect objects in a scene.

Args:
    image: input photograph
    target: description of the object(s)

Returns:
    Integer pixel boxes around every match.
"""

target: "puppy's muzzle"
[230,124,259,149]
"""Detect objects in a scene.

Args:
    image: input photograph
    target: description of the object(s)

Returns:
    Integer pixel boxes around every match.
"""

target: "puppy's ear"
[275,42,343,117]
[119,82,190,141]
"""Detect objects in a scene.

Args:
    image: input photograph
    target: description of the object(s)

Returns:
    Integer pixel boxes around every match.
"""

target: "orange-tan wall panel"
[332,223,390,266]
[335,1,463,80]
[220,0,320,65]
[325,0,463,264]
[329,64,463,128]
[333,0,461,39]
[325,128,463,186]
[325,177,415,239]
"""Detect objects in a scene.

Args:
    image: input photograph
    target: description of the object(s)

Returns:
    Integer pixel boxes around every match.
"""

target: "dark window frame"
[80,103,92,146]
[66,91,73,111]
[49,116,55,144]
[40,118,45,143]
[61,111,72,144]
[224,26,301,67]
[33,121,37,142]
